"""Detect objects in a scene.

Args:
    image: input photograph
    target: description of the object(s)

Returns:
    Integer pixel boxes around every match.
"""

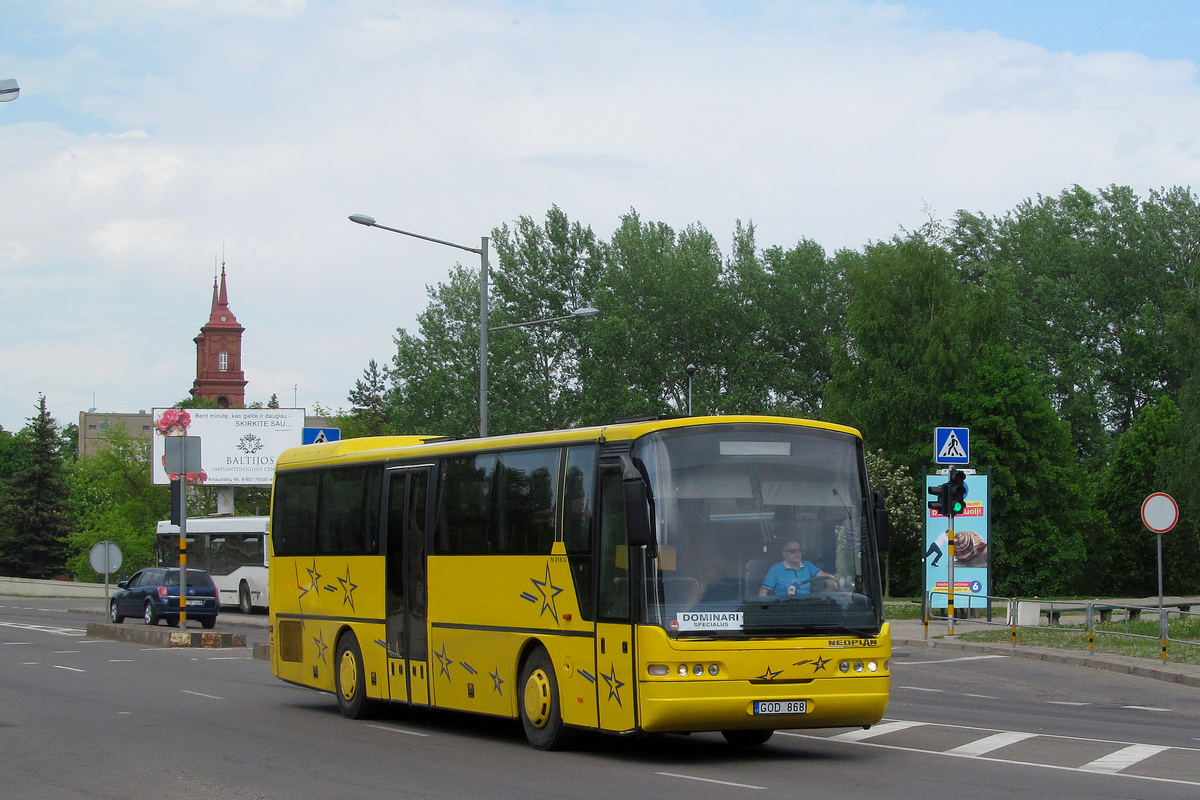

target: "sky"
[2,1,1200,433]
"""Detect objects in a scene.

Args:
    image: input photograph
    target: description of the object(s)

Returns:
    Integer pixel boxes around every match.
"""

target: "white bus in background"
[155,516,269,613]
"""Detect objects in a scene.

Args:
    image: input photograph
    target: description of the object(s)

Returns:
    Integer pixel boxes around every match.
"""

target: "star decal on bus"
[338,567,358,612]
[757,665,784,681]
[601,664,625,706]
[435,643,454,681]
[313,630,329,664]
[526,562,565,624]
[490,668,505,695]
[793,656,830,673]
[297,561,322,601]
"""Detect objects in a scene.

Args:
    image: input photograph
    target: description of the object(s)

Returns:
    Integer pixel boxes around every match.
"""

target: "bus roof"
[274,415,863,471]
[156,516,270,535]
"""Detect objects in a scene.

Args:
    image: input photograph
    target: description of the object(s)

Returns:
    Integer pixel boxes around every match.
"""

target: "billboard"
[151,408,306,486]
[924,472,989,609]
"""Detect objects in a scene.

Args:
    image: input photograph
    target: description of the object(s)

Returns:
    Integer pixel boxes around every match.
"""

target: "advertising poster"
[151,408,306,486]
[924,473,989,609]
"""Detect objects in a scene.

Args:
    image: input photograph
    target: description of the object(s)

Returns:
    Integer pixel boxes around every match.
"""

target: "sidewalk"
[890,617,1200,689]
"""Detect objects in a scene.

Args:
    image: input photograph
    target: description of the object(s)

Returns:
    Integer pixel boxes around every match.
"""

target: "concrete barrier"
[1,576,107,598]
[87,622,246,648]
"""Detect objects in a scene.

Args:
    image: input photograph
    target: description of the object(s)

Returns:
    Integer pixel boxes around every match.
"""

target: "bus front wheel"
[722,728,774,746]
[518,648,575,751]
[335,634,376,719]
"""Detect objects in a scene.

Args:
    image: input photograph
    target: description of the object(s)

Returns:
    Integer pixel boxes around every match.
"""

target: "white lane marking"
[657,772,766,790]
[898,686,943,692]
[1045,701,1090,706]
[367,724,429,737]
[0,621,86,637]
[181,690,224,700]
[3,642,33,645]
[53,650,81,654]
[1122,705,1171,712]
[963,693,1000,699]
[1081,744,1171,774]
[53,665,85,672]
[893,654,1009,665]
[946,731,1037,756]
[830,720,926,742]
[108,659,135,663]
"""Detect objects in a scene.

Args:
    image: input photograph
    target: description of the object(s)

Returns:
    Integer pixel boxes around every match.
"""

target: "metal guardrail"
[924,592,1200,659]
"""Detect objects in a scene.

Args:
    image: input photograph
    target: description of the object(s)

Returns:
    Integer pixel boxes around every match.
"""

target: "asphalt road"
[3,598,1199,799]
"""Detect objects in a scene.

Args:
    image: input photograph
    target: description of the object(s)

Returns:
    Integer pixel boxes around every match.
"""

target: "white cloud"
[2,0,1200,430]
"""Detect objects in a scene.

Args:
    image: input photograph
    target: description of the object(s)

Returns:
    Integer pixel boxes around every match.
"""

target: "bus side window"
[436,454,496,555]
[496,448,560,556]
[563,446,597,621]
[597,466,629,621]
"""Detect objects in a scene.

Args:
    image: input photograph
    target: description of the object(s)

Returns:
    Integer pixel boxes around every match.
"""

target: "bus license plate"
[754,700,807,715]
[186,599,205,606]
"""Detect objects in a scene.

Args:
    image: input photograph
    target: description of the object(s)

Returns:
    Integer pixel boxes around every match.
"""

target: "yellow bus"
[268,415,891,749]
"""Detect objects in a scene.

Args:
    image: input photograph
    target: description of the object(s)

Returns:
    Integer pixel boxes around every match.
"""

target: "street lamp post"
[350,213,490,434]
[349,213,597,438]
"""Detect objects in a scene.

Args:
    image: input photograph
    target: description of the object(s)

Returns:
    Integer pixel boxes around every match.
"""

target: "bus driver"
[759,539,836,597]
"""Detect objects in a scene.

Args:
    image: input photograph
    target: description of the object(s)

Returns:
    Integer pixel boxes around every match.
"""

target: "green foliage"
[865,449,922,597]
[0,396,71,578]
[64,423,169,580]
[345,187,1200,601]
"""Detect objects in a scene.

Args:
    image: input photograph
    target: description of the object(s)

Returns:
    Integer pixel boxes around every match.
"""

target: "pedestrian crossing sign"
[935,427,969,464]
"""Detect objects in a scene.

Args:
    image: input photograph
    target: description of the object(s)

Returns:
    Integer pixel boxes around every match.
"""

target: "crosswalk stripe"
[1080,744,1171,774]
[946,731,1038,756]
[829,720,926,742]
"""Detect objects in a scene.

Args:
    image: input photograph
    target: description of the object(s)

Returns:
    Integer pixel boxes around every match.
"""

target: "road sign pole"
[946,518,955,636]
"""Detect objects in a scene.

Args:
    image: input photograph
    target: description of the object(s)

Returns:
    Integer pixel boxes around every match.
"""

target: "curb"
[894,636,1200,689]
[87,622,246,649]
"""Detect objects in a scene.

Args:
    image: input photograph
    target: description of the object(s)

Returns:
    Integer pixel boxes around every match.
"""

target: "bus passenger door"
[385,466,433,706]
[594,465,637,734]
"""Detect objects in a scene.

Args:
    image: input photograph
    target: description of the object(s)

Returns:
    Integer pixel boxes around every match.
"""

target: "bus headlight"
[867,660,879,672]
[839,660,850,673]
[853,660,865,673]
[648,664,670,677]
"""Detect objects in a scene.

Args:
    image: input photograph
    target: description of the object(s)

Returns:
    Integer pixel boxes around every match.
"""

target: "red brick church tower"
[191,264,247,407]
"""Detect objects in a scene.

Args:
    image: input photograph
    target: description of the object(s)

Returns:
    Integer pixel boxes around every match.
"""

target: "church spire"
[192,257,247,408]
[206,259,240,328]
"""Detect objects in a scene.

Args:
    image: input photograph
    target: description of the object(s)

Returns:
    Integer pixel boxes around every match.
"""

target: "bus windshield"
[634,423,883,638]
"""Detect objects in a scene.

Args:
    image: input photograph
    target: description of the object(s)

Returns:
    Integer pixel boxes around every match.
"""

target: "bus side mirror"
[873,491,891,554]
[621,454,655,549]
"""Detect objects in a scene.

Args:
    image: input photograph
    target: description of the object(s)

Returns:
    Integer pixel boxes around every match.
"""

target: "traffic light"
[927,480,950,517]
[947,468,967,517]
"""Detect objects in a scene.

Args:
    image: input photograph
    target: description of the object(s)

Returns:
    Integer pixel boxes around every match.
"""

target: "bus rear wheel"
[335,634,377,719]
[518,647,575,751]
[239,582,253,614]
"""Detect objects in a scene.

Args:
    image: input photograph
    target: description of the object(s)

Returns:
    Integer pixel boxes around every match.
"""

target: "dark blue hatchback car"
[109,568,219,629]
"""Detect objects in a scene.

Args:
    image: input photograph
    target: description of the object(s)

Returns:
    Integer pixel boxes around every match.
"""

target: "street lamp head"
[348,214,377,227]
[571,307,600,318]
[0,79,19,103]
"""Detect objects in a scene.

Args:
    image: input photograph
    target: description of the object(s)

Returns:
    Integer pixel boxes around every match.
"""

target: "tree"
[865,449,922,597]
[489,206,605,433]
[582,211,731,421]
[386,264,486,438]
[343,359,392,437]
[64,422,169,581]
[0,396,71,578]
